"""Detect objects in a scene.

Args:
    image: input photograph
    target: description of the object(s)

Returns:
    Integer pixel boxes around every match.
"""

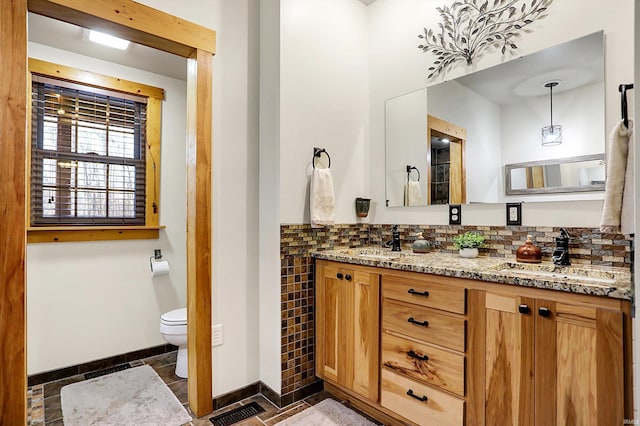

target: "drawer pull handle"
[407,350,429,361]
[406,389,428,402]
[408,289,429,297]
[336,273,343,279]
[345,274,352,281]
[407,317,429,327]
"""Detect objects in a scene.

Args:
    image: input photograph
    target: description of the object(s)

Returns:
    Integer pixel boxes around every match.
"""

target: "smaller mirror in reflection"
[505,154,605,195]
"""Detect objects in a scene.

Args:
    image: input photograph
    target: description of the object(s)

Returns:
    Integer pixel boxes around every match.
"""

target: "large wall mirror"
[385,31,605,207]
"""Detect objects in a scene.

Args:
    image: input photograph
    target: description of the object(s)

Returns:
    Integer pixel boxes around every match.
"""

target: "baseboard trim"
[27,343,177,387]
[214,379,324,410]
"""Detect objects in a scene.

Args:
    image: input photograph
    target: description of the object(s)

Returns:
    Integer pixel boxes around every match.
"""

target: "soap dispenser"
[412,232,431,253]
[516,234,542,263]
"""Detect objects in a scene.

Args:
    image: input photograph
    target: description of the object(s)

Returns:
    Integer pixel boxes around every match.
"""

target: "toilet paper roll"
[150,259,170,277]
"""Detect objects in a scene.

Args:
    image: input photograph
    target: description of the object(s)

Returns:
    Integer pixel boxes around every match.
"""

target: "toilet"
[160,307,188,378]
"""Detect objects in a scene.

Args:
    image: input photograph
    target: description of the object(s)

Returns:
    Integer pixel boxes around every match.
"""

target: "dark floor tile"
[303,389,338,406]
[43,374,84,399]
[168,379,189,404]
[232,417,264,426]
[143,351,178,369]
[262,402,309,426]
[151,362,181,385]
[44,395,62,423]
[45,419,65,426]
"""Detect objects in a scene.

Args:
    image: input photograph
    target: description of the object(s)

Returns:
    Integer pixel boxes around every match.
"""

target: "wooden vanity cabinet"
[470,290,625,426]
[315,260,629,425]
[315,260,380,402]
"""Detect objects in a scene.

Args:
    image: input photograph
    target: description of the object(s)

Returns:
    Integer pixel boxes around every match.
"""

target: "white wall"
[279,0,370,224]
[367,0,634,227]
[135,0,263,396]
[26,43,188,374]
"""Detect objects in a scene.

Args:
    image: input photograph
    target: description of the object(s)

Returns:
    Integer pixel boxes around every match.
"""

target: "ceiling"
[454,32,604,105]
[28,13,187,81]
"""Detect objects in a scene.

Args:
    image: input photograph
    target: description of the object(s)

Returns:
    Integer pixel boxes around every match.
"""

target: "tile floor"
[27,351,380,426]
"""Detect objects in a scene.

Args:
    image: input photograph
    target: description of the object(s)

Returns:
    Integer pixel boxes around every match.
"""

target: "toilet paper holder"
[150,249,162,267]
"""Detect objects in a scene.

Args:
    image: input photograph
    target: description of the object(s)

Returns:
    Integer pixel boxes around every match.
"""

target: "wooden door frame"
[0,1,216,422]
[426,114,467,205]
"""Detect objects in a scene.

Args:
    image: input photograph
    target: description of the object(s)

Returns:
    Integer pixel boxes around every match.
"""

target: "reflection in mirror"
[385,31,605,207]
[505,154,605,195]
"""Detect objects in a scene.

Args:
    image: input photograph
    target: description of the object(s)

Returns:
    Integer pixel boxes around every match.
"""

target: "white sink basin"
[332,248,420,261]
[501,268,616,285]
[494,262,619,285]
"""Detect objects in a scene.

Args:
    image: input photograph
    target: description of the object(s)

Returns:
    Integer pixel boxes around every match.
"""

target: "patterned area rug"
[276,399,376,425]
[60,365,191,426]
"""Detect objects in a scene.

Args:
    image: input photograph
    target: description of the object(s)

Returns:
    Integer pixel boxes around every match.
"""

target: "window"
[28,59,164,242]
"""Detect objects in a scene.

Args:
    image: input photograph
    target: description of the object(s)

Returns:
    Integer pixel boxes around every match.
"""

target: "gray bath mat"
[275,398,376,425]
[60,364,191,426]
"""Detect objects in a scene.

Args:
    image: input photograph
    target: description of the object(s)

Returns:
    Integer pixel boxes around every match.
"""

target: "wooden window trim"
[27,58,164,243]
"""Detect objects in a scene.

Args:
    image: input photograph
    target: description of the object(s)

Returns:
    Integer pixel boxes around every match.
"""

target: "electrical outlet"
[212,324,223,347]
[449,204,462,225]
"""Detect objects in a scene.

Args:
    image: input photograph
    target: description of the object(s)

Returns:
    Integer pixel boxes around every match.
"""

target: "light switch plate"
[449,204,462,225]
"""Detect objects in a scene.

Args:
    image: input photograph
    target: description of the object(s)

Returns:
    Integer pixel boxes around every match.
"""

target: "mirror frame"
[504,153,605,195]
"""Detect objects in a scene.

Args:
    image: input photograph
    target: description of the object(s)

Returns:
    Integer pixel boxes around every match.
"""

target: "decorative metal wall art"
[418,0,553,79]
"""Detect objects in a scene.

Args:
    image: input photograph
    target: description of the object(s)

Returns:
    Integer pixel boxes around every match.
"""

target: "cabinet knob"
[406,389,428,402]
[345,274,352,281]
[336,273,343,280]
[538,307,551,318]
[518,304,530,314]
[407,317,429,327]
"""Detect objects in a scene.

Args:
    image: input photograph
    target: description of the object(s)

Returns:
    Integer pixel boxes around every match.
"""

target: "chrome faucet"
[384,225,402,252]
[551,228,571,266]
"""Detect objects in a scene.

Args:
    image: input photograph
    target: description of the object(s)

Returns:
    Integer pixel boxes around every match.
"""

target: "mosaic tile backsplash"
[279,223,632,396]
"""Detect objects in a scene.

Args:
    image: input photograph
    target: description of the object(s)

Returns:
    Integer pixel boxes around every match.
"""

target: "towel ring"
[619,83,634,129]
[406,165,420,182]
[313,147,331,169]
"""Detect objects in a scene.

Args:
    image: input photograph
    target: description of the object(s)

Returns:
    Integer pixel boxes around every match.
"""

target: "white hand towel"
[600,119,634,234]
[404,180,422,206]
[310,168,335,228]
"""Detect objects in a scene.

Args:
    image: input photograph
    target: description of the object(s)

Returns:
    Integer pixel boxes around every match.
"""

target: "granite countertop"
[312,247,632,300]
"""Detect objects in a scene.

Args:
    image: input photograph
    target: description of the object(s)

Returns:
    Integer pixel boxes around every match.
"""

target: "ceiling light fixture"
[541,80,562,146]
[88,30,130,50]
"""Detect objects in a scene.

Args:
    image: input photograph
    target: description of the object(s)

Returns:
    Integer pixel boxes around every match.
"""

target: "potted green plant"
[452,231,485,258]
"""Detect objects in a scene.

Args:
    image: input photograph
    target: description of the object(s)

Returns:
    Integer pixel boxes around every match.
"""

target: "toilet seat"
[161,307,187,325]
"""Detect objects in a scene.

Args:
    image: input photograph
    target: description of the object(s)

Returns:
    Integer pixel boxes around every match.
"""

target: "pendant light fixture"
[541,80,562,146]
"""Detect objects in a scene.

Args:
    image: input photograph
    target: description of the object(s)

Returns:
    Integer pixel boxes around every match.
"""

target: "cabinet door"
[535,300,624,426]
[484,292,535,426]
[315,263,348,386]
[349,270,380,401]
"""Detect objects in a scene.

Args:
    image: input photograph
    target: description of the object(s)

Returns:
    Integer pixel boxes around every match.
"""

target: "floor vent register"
[210,401,266,426]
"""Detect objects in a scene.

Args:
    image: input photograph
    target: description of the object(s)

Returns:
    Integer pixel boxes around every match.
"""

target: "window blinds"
[30,78,147,226]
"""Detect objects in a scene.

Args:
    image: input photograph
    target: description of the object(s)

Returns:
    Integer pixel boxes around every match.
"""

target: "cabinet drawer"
[383,299,466,352]
[382,332,465,396]
[383,275,466,314]
[381,368,464,426]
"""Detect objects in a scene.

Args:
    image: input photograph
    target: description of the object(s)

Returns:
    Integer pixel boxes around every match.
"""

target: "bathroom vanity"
[313,249,632,426]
